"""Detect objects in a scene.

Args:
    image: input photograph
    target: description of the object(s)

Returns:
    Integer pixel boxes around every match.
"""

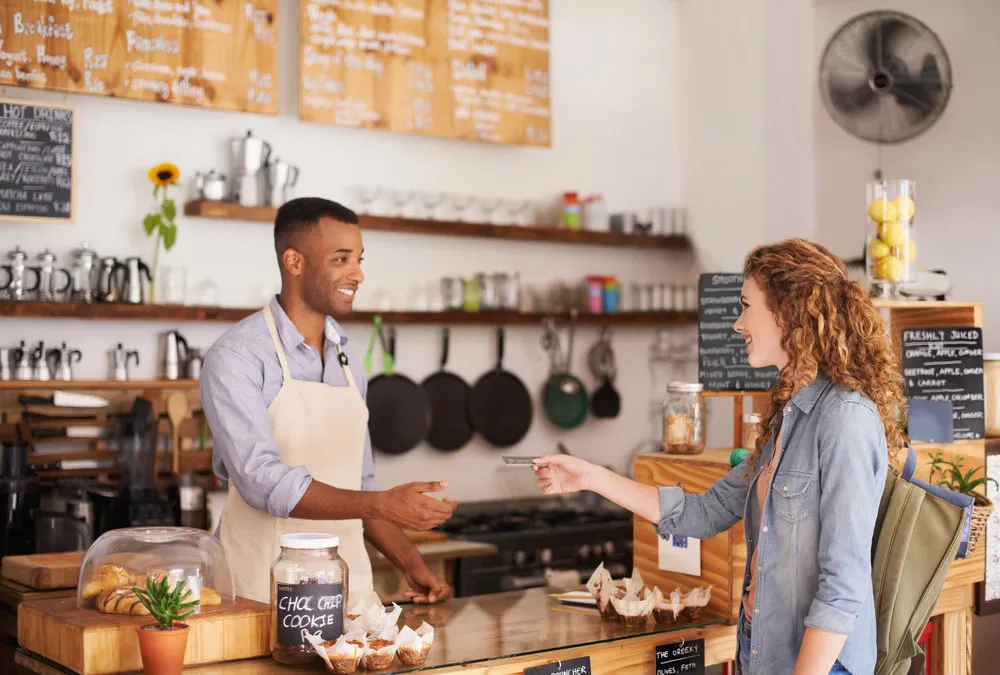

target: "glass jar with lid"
[865,178,916,298]
[663,381,706,454]
[742,412,762,452]
[271,533,349,666]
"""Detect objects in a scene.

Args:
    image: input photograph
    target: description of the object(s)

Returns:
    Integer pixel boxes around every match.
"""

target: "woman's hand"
[532,454,597,494]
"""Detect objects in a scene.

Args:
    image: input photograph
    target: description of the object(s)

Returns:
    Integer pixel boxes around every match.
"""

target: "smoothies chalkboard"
[697,273,778,391]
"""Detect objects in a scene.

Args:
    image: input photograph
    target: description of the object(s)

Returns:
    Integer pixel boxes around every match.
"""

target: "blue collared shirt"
[656,373,887,675]
[199,296,377,519]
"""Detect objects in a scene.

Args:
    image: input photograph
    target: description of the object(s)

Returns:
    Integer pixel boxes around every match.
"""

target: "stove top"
[439,505,628,538]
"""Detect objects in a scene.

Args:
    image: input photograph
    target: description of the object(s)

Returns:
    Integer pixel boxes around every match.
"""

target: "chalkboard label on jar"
[276,582,345,645]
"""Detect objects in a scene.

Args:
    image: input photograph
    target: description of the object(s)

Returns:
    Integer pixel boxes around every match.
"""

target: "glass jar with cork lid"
[270,533,348,666]
[663,382,706,454]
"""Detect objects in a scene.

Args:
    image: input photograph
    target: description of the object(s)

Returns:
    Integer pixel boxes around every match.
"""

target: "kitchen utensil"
[420,328,474,452]
[119,257,152,304]
[68,243,99,303]
[33,426,107,439]
[119,397,157,491]
[186,348,204,379]
[588,328,621,419]
[267,158,300,207]
[230,129,273,174]
[14,341,31,380]
[49,343,82,381]
[469,327,533,448]
[3,246,41,301]
[31,341,51,381]
[95,256,124,303]
[542,310,589,430]
[366,326,432,454]
[18,391,110,408]
[0,441,29,478]
[34,510,92,553]
[166,392,188,474]
[111,342,139,381]
[0,476,40,557]
[162,331,189,380]
[195,170,228,201]
[362,315,382,375]
[36,249,72,302]
[0,346,13,381]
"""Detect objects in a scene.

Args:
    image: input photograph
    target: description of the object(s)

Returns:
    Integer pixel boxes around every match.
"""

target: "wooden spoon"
[166,393,189,474]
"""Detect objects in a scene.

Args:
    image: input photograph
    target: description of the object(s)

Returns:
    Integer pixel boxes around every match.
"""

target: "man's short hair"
[273,197,359,259]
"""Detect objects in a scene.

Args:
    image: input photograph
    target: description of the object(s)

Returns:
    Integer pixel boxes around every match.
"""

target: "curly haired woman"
[534,239,905,675]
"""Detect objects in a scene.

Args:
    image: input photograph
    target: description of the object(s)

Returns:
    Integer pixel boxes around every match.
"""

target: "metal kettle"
[96,257,126,303]
[120,257,152,305]
[162,331,189,380]
[49,342,82,381]
[195,170,228,201]
[230,129,272,175]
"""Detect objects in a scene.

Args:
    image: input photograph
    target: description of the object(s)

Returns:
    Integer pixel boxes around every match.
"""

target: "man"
[200,197,456,607]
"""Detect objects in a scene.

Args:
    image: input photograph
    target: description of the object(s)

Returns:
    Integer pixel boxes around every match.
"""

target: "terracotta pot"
[136,622,190,675]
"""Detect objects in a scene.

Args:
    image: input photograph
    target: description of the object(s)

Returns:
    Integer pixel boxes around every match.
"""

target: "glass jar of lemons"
[866,179,916,298]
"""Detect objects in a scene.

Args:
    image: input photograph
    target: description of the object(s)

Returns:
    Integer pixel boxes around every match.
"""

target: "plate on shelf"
[549,591,596,607]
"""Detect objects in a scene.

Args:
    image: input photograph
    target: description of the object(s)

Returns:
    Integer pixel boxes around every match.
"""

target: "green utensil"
[363,315,382,375]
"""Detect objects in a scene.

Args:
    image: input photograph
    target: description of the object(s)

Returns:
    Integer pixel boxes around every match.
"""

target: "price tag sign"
[524,656,591,675]
[275,582,345,645]
[655,638,705,675]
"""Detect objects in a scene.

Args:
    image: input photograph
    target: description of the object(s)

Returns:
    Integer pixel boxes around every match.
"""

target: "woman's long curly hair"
[744,239,906,475]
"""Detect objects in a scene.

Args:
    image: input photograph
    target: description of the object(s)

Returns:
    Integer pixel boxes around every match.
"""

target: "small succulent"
[132,576,199,630]
[928,450,999,496]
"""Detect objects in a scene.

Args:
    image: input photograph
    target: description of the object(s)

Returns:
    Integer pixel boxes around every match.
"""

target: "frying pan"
[366,325,432,455]
[469,327,533,448]
[420,327,474,452]
[588,327,621,419]
[542,310,589,429]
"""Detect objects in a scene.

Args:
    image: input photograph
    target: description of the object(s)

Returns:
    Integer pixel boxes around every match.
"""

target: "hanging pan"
[588,326,621,419]
[542,310,589,429]
[366,324,432,455]
[469,326,533,448]
[420,327,474,452]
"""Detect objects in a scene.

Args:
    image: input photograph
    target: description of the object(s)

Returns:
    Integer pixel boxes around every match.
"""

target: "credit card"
[502,456,542,466]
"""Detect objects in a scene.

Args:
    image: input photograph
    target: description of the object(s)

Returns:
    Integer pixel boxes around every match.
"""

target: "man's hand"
[404,563,452,604]
[377,481,457,531]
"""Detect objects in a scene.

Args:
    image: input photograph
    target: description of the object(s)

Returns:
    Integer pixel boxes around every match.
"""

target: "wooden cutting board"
[18,595,271,675]
[2,551,85,590]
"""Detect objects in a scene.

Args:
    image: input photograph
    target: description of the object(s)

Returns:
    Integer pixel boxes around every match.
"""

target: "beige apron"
[219,304,374,607]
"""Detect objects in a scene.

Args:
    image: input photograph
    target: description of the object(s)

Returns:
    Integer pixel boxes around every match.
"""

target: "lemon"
[892,195,916,221]
[899,239,917,262]
[874,255,904,282]
[868,199,897,224]
[878,220,906,247]
[868,238,890,260]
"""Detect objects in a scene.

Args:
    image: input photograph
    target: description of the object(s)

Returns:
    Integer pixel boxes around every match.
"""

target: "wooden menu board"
[0,1,278,114]
[299,0,551,146]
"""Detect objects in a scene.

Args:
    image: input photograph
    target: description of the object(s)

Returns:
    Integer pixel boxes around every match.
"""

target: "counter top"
[15,588,734,675]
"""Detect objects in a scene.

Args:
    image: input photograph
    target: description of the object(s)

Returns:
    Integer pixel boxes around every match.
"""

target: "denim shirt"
[656,373,888,675]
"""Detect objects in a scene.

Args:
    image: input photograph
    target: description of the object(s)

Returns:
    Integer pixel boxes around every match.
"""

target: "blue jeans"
[737,611,851,674]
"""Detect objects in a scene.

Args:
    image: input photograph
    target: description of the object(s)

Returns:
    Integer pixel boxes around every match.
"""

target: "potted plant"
[928,451,998,554]
[132,575,199,675]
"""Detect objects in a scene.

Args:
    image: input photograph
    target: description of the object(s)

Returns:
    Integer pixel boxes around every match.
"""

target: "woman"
[534,239,905,675]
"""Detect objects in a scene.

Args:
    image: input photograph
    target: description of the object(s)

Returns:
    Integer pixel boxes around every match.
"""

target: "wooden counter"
[14,588,737,675]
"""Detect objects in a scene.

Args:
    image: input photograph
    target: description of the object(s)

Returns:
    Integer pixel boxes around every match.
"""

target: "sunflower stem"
[151,229,161,304]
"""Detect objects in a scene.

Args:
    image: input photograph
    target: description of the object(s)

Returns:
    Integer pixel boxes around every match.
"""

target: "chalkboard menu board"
[524,656,591,675]
[0,99,73,222]
[698,273,779,392]
[275,581,345,645]
[901,327,985,440]
[0,1,277,114]
[655,638,705,675]
[299,0,551,146]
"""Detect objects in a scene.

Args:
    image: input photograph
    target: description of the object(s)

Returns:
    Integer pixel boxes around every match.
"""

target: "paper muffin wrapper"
[362,638,398,670]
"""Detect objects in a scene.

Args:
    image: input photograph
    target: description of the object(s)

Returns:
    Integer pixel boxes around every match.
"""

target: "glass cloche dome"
[77,527,236,614]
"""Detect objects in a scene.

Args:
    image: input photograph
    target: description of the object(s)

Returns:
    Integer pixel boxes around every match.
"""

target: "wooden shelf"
[183,200,693,250]
[1,301,697,326]
[0,379,199,391]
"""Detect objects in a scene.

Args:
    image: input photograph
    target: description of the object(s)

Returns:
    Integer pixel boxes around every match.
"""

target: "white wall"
[814,0,1000,346]
[0,0,737,502]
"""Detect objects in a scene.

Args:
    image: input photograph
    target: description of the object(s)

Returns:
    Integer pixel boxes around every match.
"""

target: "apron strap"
[334,343,360,392]
[262,304,293,381]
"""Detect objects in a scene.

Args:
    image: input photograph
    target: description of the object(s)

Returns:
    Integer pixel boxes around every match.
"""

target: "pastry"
[96,587,151,616]
[362,638,397,670]
[681,586,713,620]
[81,564,134,601]
[199,587,222,606]
[396,622,434,666]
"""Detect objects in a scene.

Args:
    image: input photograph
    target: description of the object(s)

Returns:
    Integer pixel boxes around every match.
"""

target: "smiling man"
[200,197,456,607]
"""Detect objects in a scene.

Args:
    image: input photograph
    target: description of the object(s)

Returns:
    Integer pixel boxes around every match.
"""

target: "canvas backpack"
[872,443,971,675]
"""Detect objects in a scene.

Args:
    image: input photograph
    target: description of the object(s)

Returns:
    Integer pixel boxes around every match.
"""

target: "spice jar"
[271,533,349,666]
[663,382,706,454]
[985,354,1000,437]
[742,412,762,452]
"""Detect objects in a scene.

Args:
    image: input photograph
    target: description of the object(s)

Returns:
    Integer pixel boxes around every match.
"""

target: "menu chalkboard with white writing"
[655,638,705,675]
[698,273,779,392]
[0,1,278,114]
[901,326,985,440]
[299,0,551,146]
[0,99,73,222]
[275,581,345,646]
[524,656,591,675]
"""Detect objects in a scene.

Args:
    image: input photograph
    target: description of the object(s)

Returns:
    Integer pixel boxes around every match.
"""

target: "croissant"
[81,565,135,601]
[96,587,151,616]
[199,587,221,606]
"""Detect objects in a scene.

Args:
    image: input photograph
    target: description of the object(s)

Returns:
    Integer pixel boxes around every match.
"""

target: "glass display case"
[76,526,235,615]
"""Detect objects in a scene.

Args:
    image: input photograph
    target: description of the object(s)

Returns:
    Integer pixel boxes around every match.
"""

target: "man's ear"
[281,248,304,277]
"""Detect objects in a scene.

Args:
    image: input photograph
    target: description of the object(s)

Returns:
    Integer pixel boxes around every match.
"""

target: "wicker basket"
[967,490,994,555]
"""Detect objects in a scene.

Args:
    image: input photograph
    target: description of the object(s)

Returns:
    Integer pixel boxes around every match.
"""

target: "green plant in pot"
[928,450,998,554]
[132,575,199,675]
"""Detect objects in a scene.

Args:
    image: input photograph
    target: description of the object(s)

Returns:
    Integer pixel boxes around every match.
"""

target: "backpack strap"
[901,442,917,481]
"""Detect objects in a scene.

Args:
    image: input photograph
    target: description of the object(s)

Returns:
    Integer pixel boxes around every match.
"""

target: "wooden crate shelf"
[1,302,697,326]
[183,200,694,250]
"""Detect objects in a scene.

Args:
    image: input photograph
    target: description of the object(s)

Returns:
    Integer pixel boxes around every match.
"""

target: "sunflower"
[148,163,180,186]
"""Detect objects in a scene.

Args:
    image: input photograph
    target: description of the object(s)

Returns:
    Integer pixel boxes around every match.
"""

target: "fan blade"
[867,17,920,72]
[828,80,879,116]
